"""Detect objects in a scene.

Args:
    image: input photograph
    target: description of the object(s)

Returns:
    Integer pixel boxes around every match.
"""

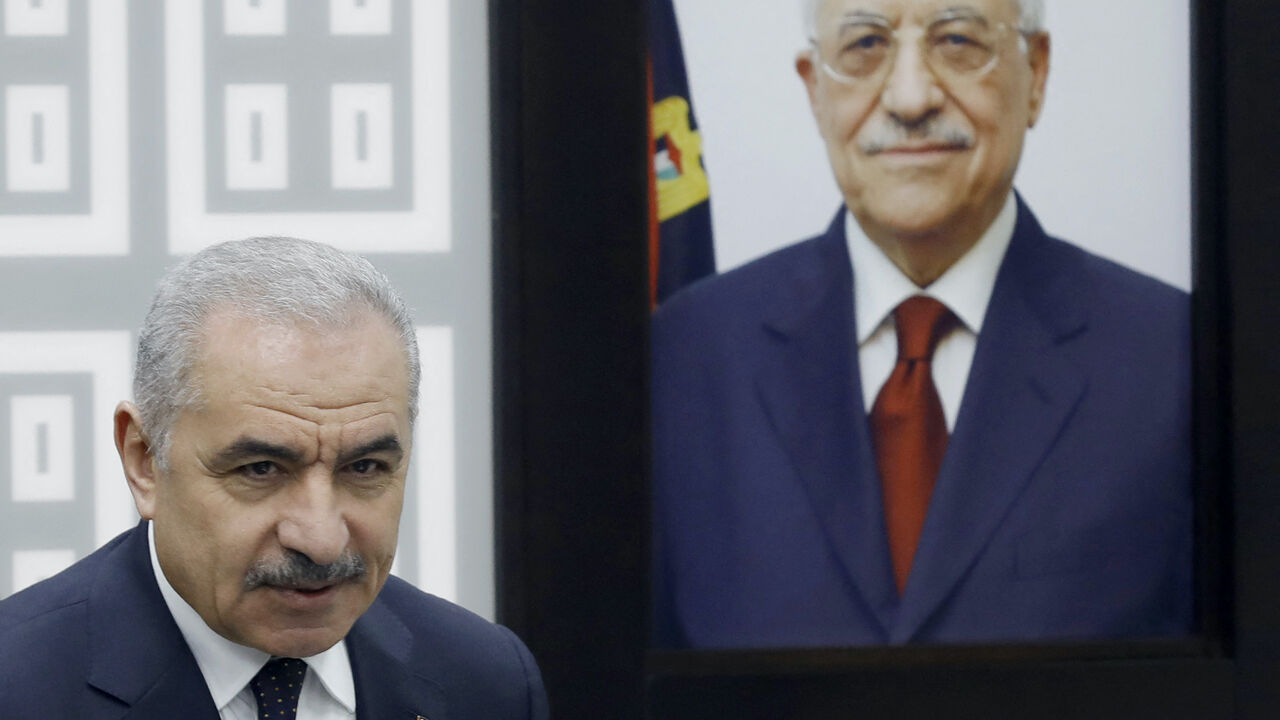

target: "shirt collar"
[847,191,1018,343]
[148,522,358,713]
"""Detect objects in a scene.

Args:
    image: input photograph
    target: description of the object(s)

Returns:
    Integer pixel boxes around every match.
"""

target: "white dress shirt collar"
[147,522,357,715]
[848,191,1018,343]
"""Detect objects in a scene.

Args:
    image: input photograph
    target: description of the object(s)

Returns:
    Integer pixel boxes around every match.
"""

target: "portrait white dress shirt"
[847,191,1017,430]
[148,523,357,720]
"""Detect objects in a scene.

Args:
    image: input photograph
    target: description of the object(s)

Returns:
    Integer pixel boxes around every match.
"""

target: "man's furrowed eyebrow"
[337,434,405,466]
[214,437,304,466]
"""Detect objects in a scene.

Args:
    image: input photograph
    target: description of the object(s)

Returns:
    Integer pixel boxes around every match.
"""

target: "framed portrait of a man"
[650,0,1196,651]
[491,0,1280,716]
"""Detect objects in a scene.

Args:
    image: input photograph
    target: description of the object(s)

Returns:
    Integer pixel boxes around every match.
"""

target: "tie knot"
[250,657,308,719]
[893,296,952,361]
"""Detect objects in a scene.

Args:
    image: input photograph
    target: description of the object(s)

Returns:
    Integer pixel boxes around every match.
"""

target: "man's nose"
[880,38,945,124]
[276,469,350,566]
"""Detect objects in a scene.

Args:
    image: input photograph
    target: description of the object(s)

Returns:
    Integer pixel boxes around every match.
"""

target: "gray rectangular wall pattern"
[0,0,494,614]
[0,0,89,213]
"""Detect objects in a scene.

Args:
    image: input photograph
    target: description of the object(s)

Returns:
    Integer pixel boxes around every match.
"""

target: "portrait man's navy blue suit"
[0,522,547,718]
[652,200,1192,647]
[651,0,1193,648]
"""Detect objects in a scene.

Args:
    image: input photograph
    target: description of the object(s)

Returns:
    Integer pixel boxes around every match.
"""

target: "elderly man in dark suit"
[0,238,547,718]
[653,0,1193,647]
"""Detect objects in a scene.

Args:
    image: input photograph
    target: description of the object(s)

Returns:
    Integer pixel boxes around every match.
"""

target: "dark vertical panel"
[1190,0,1231,659]
[1223,1,1280,716]
[491,1,650,718]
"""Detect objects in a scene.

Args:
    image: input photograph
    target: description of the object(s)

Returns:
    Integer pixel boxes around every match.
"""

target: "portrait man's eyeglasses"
[810,9,1036,87]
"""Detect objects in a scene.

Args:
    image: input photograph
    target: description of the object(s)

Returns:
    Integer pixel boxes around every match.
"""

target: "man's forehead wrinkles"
[230,404,398,448]
[839,9,889,21]
[932,5,990,22]
[831,1,993,21]
[275,396,395,413]
[242,401,326,425]
[244,385,396,411]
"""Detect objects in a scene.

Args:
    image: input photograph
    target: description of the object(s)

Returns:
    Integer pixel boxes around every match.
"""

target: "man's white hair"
[133,236,421,470]
[802,0,1046,37]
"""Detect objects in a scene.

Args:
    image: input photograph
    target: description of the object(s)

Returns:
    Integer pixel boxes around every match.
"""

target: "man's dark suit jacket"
[0,521,548,718]
[652,198,1194,648]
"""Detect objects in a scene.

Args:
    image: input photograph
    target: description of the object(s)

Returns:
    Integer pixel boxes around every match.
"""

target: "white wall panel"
[0,331,134,545]
[331,83,394,189]
[223,0,286,36]
[6,85,70,192]
[0,0,127,256]
[5,0,67,37]
[12,549,76,593]
[224,84,289,190]
[167,0,452,253]
[330,0,391,35]
[9,394,75,502]
[414,326,457,602]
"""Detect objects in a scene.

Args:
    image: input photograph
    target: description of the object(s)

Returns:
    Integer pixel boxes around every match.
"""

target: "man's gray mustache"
[861,118,974,155]
[244,549,368,589]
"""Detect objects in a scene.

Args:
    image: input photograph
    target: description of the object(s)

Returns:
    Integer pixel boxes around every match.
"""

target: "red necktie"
[870,296,954,594]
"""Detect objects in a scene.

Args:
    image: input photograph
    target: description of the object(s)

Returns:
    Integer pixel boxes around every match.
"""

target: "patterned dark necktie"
[250,657,308,719]
[870,295,954,594]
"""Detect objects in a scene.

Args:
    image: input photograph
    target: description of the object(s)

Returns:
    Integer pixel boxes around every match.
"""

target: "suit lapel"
[87,522,220,719]
[891,200,1089,643]
[347,594,448,719]
[755,214,898,635]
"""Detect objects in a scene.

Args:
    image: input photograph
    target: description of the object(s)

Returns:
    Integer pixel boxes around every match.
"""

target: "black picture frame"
[489,1,1280,717]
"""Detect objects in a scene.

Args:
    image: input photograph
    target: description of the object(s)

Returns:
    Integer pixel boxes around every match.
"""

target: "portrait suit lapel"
[755,213,898,636]
[87,522,220,719]
[891,199,1089,643]
[346,593,449,720]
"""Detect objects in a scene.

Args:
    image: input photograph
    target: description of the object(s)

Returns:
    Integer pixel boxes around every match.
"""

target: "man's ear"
[796,49,823,120]
[1025,32,1051,128]
[114,401,159,519]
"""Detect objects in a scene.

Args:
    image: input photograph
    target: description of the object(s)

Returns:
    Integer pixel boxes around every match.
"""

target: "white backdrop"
[673,0,1192,291]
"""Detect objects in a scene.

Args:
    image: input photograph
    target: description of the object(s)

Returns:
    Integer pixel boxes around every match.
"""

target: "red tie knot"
[894,296,953,361]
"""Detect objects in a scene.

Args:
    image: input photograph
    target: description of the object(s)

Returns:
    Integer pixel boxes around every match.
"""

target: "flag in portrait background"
[648,0,715,307]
